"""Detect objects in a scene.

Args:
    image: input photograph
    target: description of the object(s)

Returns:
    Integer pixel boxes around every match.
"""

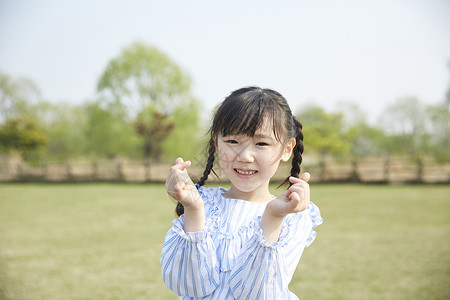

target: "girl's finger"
[288,191,300,202]
[166,164,189,188]
[171,158,191,171]
[299,172,311,183]
[183,160,192,169]
[288,182,309,201]
[289,173,310,184]
[289,178,309,190]
[289,184,305,198]
[289,176,303,184]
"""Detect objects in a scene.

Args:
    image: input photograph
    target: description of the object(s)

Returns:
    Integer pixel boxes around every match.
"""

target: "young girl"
[161,86,322,299]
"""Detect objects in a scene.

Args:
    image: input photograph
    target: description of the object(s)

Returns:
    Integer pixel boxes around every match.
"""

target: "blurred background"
[0,0,449,299]
[1,0,449,178]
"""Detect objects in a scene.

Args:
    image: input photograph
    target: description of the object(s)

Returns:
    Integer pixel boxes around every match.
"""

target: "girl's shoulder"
[198,186,226,205]
[198,186,226,220]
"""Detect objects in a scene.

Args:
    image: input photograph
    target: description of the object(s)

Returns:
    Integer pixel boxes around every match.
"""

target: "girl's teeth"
[236,169,256,175]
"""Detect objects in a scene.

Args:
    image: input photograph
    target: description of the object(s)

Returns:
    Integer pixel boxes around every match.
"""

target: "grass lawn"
[0,183,449,299]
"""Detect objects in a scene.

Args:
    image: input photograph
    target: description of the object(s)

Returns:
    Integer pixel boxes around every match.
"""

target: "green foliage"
[0,118,47,159]
[31,101,87,161]
[84,100,140,159]
[346,125,386,158]
[96,42,201,160]
[379,97,431,159]
[133,98,203,162]
[161,98,204,161]
[334,101,387,158]
[297,105,349,156]
[0,72,40,122]
[97,42,192,117]
[427,101,450,162]
[0,73,46,162]
[2,55,449,163]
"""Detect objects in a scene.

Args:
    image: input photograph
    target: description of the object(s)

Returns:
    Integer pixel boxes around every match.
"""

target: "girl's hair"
[176,86,304,216]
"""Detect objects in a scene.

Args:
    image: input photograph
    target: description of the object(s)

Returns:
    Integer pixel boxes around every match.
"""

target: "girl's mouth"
[234,169,258,176]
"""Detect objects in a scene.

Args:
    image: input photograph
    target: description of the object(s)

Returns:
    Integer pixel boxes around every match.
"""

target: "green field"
[0,183,449,300]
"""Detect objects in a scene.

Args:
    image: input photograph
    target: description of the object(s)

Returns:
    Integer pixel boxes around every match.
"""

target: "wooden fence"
[0,157,449,184]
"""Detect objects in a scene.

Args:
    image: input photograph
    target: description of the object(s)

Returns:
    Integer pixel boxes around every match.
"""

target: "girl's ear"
[212,134,217,149]
[281,138,296,162]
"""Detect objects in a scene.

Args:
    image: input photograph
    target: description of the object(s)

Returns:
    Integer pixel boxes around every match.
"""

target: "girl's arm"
[161,158,220,297]
[165,157,205,232]
[260,173,311,241]
[161,216,220,297]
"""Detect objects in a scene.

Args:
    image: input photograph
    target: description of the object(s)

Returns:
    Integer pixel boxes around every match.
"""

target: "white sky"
[0,0,449,123]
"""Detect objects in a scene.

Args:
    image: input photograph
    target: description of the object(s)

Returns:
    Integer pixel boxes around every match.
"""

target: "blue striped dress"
[161,186,323,299]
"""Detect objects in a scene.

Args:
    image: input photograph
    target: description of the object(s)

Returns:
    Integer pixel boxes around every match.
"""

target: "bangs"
[212,88,285,142]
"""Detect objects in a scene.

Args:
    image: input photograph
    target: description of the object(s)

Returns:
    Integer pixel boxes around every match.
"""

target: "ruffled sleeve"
[228,202,322,299]
[160,188,221,298]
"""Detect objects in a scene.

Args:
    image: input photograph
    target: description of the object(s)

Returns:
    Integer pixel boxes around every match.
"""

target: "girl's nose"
[237,145,254,163]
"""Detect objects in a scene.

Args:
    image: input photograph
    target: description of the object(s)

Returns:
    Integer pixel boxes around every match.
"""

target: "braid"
[280,116,304,187]
[175,201,184,217]
[290,117,304,184]
[197,138,216,187]
[175,138,216,216]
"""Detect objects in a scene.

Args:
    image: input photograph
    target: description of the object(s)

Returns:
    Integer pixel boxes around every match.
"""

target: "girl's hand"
[165,157,203,209]
[267,173,311,218]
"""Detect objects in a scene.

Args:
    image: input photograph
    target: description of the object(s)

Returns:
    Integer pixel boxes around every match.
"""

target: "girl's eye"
[226,140,238,144]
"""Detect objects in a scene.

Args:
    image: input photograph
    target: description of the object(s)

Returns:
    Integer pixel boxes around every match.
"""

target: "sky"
[0,0,449,123]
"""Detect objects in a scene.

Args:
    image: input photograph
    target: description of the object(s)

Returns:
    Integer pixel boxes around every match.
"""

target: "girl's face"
[216,121,295,202]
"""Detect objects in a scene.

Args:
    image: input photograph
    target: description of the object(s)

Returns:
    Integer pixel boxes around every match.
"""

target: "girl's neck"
[222,183,273,203]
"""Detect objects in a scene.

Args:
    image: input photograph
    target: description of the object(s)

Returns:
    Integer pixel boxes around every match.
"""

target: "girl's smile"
[234,168,258,177]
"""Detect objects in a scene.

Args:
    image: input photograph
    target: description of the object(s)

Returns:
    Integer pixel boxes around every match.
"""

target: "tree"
[84,100,140,159]
[0,72,40,123]
[446,61,450,110]
[379,97,430,158]
[135,108,175,160]
[379,97,432,182]
[96,42,201,160]
[97,42,192,118]
[297,105,349,157]
[297,105,350,180]
[32,101,87,161]
[429,62,450,162]
[334,101,386,158]
[0,73,46,161]
[427,63,450,164]
[161,98,203,161]
[334,100,368,129]
[0,118,47,160]
[346,125,386,158]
